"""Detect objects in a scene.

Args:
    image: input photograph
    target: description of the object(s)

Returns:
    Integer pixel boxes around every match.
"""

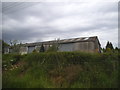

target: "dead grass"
[49,64,83,88]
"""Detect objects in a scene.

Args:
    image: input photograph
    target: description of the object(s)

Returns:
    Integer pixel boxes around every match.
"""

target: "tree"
[1,40,10,54]
[109,42,114,49]
[104,41,114,53]
[115,47,119,51]
[114,47,120,53]
[105,41,114,50]
[106,41,110,49]
[106,48,113,53]
[40,44,45,52]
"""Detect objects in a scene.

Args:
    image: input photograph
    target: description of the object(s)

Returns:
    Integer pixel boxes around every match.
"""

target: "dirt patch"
[9,61,26,70]
[49,64,83,87]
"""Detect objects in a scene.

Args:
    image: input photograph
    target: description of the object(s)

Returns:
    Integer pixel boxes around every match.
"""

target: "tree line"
[102,41,120,53]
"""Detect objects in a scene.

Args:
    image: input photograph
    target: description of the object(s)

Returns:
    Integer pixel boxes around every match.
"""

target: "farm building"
[4,36,101,54]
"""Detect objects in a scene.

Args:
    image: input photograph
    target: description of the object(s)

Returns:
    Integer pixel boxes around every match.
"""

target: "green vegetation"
[46,44,58,52]
[1,40,10,54]
[106,41,114,50]
[40,44,45,52]
[2,51,119,88]
[102,41,120,53]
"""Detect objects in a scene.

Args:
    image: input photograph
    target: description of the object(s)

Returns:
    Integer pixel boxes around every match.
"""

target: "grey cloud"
[2,2,118,48]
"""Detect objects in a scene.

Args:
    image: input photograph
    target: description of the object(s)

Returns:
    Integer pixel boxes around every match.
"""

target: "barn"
[19,36,101,54]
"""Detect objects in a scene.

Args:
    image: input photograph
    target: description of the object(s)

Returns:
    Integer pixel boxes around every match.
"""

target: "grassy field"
[2,52,119,88]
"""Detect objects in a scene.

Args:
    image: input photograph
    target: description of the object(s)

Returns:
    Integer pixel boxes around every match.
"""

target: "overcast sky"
[2,1,118,48]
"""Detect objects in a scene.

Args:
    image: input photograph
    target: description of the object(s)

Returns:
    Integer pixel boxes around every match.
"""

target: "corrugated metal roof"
[22,36,99,46]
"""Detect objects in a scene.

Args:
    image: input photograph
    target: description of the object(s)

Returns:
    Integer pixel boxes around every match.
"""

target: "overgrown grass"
[2,52,119,88]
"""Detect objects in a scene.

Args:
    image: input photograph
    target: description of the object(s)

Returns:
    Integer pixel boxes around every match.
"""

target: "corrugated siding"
[28,46,35,53]
[59,42,95,52]
[94,40,101,53]
[59,43,74,51]
[74,42,95,52]
[20,41,98,53]
[88,42,95,52]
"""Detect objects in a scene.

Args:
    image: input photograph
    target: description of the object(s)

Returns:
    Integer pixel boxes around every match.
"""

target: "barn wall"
[28,46,35,53]
[88,42,95,52]
[94,39,101,53]
[4,47,9,54]
[74,42,95,52]
[19,40,100,53]
[44,45,50,51]
[35,46,40,52]
[58,41,95,52]
[58,43,74,51]
[20,47,28,55]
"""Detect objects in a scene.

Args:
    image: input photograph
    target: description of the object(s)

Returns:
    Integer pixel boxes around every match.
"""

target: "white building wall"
[20,47,28,55]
